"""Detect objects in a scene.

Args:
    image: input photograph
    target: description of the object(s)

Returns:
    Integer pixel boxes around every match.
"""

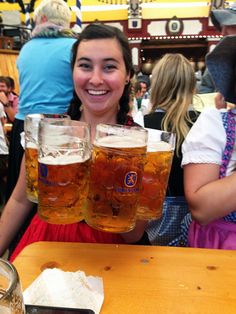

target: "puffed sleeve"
[20,131,25,149]
[182,107,226,166]
[0,103,5,118]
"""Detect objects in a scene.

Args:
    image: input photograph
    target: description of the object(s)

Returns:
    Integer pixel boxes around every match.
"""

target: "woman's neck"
[80,109,118,142]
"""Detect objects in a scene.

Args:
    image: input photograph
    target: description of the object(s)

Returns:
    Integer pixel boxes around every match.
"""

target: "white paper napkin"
[23,268,104,314]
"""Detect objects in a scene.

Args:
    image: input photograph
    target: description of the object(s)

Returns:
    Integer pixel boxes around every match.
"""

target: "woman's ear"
[125,74,130,85]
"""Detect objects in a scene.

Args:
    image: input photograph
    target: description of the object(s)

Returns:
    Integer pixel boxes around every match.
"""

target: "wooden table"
[13,242,236,314]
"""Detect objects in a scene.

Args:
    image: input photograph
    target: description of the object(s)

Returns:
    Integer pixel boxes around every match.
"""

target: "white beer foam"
[95,135,145,148]
[26,142,38,149]
[39,154,89,165]
[145,128,174,152]
[148,141,172,152]
[145,127,162,142]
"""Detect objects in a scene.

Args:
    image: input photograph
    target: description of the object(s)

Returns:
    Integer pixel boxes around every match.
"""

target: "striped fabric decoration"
[24,3,32,30]
[71,0,82,33]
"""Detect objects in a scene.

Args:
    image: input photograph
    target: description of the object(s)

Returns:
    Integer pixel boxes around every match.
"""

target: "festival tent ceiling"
[1,0,234,24]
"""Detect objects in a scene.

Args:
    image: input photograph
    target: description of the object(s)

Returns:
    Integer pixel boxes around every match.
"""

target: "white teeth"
[88,90,107,96]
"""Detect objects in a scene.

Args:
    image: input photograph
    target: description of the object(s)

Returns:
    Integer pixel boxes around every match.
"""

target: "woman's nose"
[89,69,103,85]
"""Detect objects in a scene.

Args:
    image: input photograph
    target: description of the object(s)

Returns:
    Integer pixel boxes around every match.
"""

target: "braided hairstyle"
[68,23,134,124]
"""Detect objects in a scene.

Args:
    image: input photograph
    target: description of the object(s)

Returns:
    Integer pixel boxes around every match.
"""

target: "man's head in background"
[0,77,11,95]
[137,75,150,98]
[206,35,236,105]
[211,2,236,35]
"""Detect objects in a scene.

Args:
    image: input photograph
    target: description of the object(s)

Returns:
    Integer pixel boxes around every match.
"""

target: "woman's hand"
[214,92,227,110]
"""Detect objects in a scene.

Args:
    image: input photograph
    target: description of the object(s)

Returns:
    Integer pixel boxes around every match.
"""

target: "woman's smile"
[87,89,108,96]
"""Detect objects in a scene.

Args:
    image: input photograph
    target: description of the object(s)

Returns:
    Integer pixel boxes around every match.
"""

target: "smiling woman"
[0,23,149,262]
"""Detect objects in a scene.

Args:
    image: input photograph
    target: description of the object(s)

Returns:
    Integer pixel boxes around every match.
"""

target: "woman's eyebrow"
[103,58,119,63]
[77,57,91,62]
[76,57,119,63]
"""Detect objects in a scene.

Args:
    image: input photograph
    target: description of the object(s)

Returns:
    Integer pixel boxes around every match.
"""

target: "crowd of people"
[0,75,18,209]
[1,0,236,262]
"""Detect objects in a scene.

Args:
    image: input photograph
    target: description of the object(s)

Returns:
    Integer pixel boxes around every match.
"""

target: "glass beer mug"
[85,123,148,233]
[0,258,25,314]
[38,120,91,224]
[25,113,70,203]
[137,129,175,220]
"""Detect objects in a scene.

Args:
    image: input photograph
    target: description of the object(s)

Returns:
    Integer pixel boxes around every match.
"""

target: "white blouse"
[0,103,8,155]
[182,107,236,176]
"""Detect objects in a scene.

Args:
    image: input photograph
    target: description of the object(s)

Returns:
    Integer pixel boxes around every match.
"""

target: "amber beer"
[25,145,38,203]
[85,124,148,233]
[25,113,70,203]
[38,120,91,224]
[38,155,90,224]
[137,130,175,220]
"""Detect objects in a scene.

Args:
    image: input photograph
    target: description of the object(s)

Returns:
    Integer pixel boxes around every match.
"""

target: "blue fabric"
[16,37,76,120]
[220,111,236,222]
[146,197,189,246]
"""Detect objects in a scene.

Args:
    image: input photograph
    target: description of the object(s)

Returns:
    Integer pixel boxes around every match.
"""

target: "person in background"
[6,76,18,96]
[0,23,148,261]
[0,103,8,209]
[139,81,148,97]
[143,53,199,246]
[134,80,144,110]
[199,2,236,94]
[6,0,77,201]
[137,75,150,99]
[182,35,236,249]
[0,76,18,123]
[130,80,151,117]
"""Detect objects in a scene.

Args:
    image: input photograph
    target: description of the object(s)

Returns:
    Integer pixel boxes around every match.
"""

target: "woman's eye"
[104,64,117,71]
[78,63,91,70]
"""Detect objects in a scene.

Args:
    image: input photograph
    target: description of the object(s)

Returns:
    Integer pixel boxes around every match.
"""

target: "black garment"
[133,231,150,245]
[6,118,24,201]
[144,110,199,196]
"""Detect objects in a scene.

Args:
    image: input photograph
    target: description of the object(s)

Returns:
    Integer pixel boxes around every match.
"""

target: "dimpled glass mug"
[24,113,70,203]
[38,120,91,224]
[137,128,175,220]
[0,258,25,313]
[85,123,148,233]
